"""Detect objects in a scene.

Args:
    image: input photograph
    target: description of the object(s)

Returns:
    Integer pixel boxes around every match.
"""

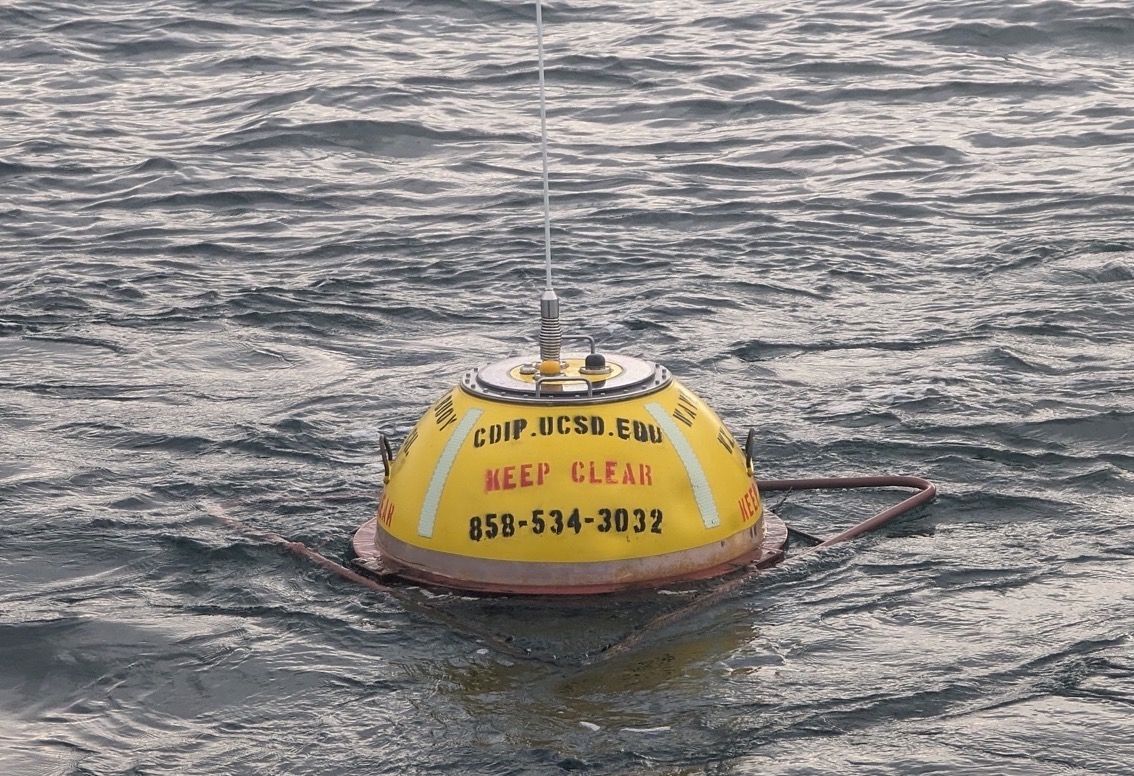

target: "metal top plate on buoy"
[463,353,670,405]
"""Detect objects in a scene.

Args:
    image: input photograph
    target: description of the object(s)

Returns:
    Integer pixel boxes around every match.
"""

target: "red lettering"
[378,495,395,526]
[569,460,655,486]
[737,483,759,521]
[488,462,552,491]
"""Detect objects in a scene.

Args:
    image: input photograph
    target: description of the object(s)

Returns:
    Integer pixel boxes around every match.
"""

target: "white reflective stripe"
[645,402,719,529]
[417,408,483,538]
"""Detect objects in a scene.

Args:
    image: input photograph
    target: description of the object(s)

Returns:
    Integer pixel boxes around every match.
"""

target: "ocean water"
[2,0,1132,773]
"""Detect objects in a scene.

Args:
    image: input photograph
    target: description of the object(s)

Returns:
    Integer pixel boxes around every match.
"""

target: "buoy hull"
[365,361,770,594]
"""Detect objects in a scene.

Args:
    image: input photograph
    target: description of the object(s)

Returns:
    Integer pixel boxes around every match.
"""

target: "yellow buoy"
[353,346,775,594]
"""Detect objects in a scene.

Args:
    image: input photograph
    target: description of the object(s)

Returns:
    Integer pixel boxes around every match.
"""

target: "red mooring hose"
[206,474,937,663]
[757,475,937,548]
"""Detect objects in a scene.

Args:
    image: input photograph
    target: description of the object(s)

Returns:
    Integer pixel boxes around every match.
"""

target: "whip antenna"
[535,0,561,366]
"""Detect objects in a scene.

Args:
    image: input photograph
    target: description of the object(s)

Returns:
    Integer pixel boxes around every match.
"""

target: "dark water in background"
[2,0,1133,773]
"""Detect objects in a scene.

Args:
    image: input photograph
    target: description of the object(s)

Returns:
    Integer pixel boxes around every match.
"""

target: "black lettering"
[673,391,698,428]
[717,425,737,454]
[472,419,528,448]
[567,507,582,534]
[649,425,663,444]
[401,427,419,457]
[616,417,631,440]
[597,508,612,532]
[632,420,650,443]
[470,506,665,538]
[590,416,605,435]
[557,415,571,434]
[573,415,588,434]
[433,394,457,430]
[672,406,694,427]
[539,416,553,436]
[614,508,629,532]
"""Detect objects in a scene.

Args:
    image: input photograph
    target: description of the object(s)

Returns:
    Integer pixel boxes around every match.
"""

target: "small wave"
[907,15,1134,50]
[666,162,803,182]
[83,189,338,212]
[206,119,527,157]
[583,96,817,122]
[728,331,987,361]
[0,161,41,177]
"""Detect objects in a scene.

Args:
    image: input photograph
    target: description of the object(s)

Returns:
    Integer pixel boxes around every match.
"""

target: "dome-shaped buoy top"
[357,351,768,594]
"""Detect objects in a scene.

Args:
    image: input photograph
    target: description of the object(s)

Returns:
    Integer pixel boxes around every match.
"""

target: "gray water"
[2,1,1133,774]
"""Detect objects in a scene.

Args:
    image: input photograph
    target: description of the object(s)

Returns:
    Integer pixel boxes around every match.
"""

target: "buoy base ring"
[350,512,787,596]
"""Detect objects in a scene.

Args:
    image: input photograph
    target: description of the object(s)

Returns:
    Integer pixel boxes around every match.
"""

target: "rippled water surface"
[2,1,1133,774]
